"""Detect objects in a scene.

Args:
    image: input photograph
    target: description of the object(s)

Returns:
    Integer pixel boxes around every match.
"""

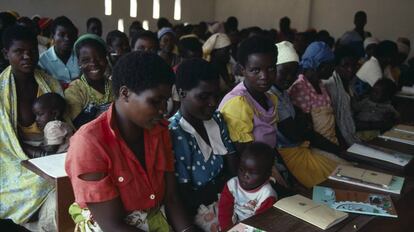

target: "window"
[143,20,149,30]
[105,0,112,15]
[174,0,181,20]
[118,19,124,32]
[130,0,137,18]
[153,0,160,19]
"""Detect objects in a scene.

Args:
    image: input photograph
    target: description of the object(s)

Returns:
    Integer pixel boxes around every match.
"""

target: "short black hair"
[75,38,107,58]
[373,78,398,98]
[86,17,102,28]
[34,93,66,115]
[106,30,128,46]
[2,24,38,50]
[176,58,218,91]
[376,40,398,59]
[355,11,367,19]
[334,45,358,65]
[51,16,77,35]
[178,37,202,59]
[130,30,158,49]
[112,51,175,97]
[237,35,277,67]
[157,17,172,30]
[242,142,275,173]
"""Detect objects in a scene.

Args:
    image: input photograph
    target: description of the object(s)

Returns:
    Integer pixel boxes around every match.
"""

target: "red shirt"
[65,104,174,212]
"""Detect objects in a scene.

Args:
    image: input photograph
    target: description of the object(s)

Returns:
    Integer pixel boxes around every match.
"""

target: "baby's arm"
[43,144,60,154]
[218,184,235,231]
[255,196,277,215]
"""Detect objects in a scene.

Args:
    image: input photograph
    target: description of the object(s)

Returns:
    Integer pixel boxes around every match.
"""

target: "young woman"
[66,52,199,232]
[219,36,290,187]
[158,27,180,67]
[38,16,79,86]
[169,58,238,228]
[64,34,113,128]
[270,41,339,188]
[0,25,64,231]
[288,41,339,145]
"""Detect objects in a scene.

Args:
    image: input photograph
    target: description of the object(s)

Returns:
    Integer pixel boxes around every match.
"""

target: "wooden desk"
[393,95,414,124]
[21,160,75,232]
[243,141,414,232]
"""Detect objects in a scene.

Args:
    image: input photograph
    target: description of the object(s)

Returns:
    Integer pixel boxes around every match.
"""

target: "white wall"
[0,0,215,37]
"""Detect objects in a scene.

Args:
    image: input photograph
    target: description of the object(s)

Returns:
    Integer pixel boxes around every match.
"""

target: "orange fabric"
[65,104,174,212]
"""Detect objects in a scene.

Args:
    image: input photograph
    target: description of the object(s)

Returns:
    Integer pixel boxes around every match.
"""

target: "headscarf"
[157,27,176,40]
[74,33,107,56]
[363,37,379,50]
[276,41,299,65]
[202,33,231,60]
[300,41,334,70]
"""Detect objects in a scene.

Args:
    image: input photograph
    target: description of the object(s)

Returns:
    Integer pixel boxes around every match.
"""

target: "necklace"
[80,75,111,105]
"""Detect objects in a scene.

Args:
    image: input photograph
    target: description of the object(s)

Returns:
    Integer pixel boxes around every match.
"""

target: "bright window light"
[105,0,112,16]
[174,0,181,20]
[143,20,149,30]
[153,0,160,19]
[130,0,137,18]
[118,19,124,32]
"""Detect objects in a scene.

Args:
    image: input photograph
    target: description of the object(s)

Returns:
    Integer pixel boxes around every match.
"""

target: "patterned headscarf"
[300,41,334,69]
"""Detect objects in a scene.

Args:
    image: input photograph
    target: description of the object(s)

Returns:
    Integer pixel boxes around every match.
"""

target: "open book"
[313,186,398,218]
[347,143,412,167]
[28,153,67,178]
[379,125,414,146]
[273,194,348,230]
[328,165,405,194]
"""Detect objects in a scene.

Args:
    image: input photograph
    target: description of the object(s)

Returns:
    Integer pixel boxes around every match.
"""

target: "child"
[34,93,73,154]
[218,142,277,231]
[23,93,73,157]
[353,78,399,139]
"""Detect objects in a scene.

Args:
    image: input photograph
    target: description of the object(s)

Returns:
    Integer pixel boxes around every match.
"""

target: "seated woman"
[131,30,159,53]
[323,46,361,147]
[39,16,80,87]
[203,33,234,93]
[270,41,338,188]
[64,34,114,128]
[158,27,180,67]
[288,41,339,145]
[66,52,199,232]
[169,58,238,229]
[0,25,64,231]
[219,36,290,187]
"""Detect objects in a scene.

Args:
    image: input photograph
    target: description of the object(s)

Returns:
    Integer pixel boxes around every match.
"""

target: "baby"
[32,93,73,155]
[218,142,277,231]
[353,78,399,138]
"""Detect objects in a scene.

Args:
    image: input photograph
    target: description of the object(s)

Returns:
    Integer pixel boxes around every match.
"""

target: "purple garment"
[219,82,278,148]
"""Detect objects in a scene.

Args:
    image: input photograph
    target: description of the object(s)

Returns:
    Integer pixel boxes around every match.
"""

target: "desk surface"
[243,139,414,232]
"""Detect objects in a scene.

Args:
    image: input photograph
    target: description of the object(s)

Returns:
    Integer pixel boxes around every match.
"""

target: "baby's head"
[369,78,398,103]
[238,142,275,191]
[33,93,66,129]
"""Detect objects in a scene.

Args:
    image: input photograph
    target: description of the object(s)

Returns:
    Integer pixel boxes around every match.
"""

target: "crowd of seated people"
[0,10,412,232]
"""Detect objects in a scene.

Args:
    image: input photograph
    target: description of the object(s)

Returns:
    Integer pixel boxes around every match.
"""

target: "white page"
[28,153,67,178]
[347,143,411,167]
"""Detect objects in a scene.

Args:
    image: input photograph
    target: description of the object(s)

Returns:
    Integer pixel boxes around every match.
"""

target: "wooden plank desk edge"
[21,160,75,232]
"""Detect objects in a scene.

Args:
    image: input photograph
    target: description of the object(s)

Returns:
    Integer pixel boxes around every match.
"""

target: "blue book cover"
[312,186,397,218]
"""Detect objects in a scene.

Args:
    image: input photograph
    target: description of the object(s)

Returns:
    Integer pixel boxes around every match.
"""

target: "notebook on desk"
[273,194,348,230]
[347,143,412,167]
[379,126,414,146]
[28,153,67,178]
[328,165,405,194]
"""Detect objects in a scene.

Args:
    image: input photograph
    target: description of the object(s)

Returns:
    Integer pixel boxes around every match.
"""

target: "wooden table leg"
[56,177,75,232]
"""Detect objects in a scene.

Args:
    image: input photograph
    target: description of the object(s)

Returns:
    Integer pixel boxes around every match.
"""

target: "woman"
[64,34,113,128]
[323,45,361,147]
[169,58,238,229]
[203,33,234,92]
[66,52,199,232]
[270,41,338,188]
[219,36,289,187]
[158,27,180,67]
[0,25,63,231]
[38,16,79,87]
[288,41,339,145]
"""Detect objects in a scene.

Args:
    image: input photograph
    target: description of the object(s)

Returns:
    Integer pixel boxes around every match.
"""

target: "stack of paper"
[28,153,67,178]
[379,125,414,146]
[347,143,412,167]
[274,194,348,230]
